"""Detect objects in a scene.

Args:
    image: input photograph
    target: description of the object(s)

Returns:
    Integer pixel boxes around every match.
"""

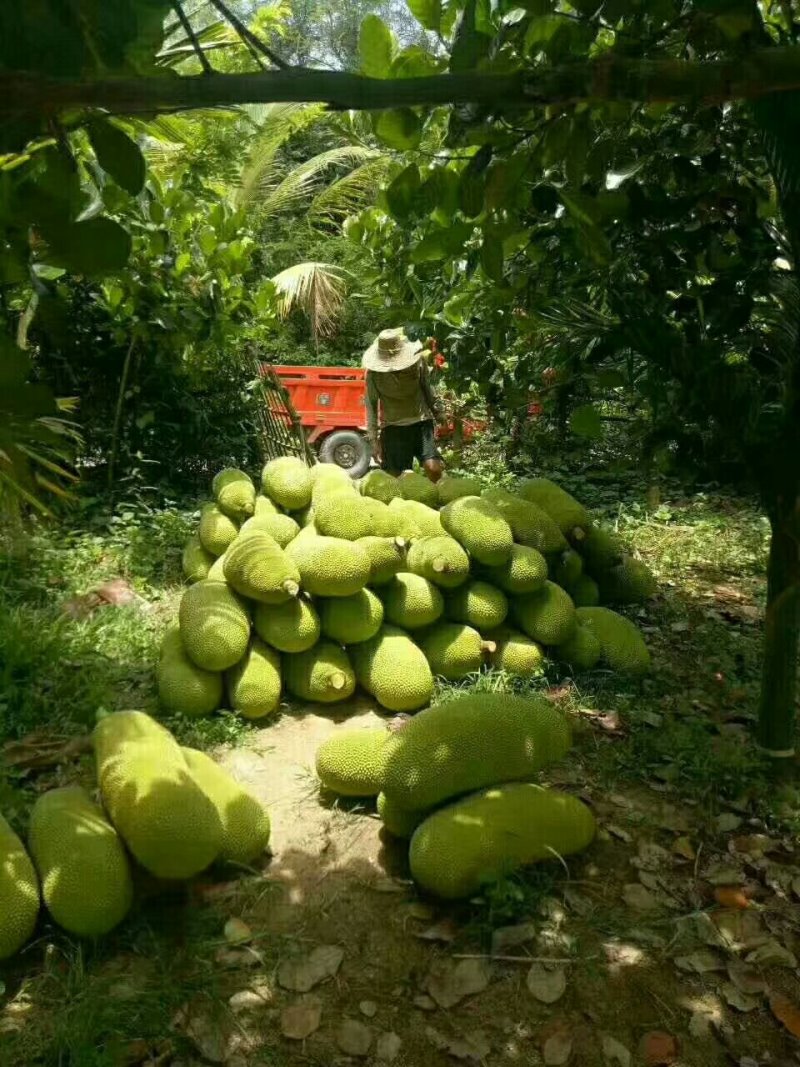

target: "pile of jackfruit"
[0,711,270,960]
[166,459,654,719]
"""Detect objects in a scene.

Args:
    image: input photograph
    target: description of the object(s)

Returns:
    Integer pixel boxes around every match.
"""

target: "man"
[363,328,444,483]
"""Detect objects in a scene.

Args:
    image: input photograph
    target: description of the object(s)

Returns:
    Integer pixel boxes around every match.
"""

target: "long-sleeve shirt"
[365,359,440,439]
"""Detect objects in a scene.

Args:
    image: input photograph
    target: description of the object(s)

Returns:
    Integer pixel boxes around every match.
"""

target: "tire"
[318,430,372,479]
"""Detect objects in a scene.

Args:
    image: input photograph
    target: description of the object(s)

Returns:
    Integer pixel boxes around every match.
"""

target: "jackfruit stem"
[393,537,407,550]
[282,580,300,598]
[481,640,497,655]
[329,671,346,691]
[432,557,447,573]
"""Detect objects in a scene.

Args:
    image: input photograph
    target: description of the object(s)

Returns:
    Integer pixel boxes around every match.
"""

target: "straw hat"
[362,328,423,372]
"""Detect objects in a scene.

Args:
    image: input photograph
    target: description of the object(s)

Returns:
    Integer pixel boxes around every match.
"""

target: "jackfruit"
[551,549,583,591]
[382,692,571,811]
[437,476,482,505]
[318,588,384,645]
[381,573,444,630]
[357,536,405,587]
[179,580,251,672]
[255,494,280,518]
[283,641,356,704]
[262,457,313,511]
[485,627,545,677]
[409,784,596,899]
[182,536,214,583]
[207,552,228,581]
[94,711,222,879]
[240,513,299,548]
[315,726,390,796]
[407,535,470,589]
[445,580,508,631]
[575,524,625,573]
[441,497,513,566]
[286,535,371,597]
[199,503,239,557]
[349,625,434,712]
[311,462,352,489]
[517,477,590,535]
[482,489,567,554]
[0,814,40,960]
[224,531,301,603]
[361,497,400,538]
[28,786,133,937]
[483,545,548,595]
[417,622,483,680]
[557,622,602,672]
[182,747,271,866]
[313,493,372,540]
[157,626,223,717]
[576,607,651,675]
[571,574,600,607]
[226,638,282,719]
[399,471,438,507]
[377,792,424,839]
[597,556,657,605]
[361,469,401,503]
[253,597,320,653]
[512,581,576,646]
[388,497,443,540]
[213,468,256,521]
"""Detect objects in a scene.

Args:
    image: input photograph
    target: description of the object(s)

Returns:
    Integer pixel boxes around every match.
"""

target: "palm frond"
[235,103,328,207]
[258,145,381,217]
[309,156,393,222]
[271,262,348,340]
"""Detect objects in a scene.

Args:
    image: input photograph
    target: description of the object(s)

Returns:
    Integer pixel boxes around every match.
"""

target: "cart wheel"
[318,431,372,478]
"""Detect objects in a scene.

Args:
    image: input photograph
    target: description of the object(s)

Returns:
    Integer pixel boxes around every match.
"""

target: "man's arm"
[365,370,381,458]
[419,358,441,419]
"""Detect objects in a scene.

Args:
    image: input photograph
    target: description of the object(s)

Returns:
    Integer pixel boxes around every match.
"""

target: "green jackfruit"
[28,786,132,937]
[182,748,270,866]
[240,513,300,548]
[361,497,399,538]
[0,814,40,960]
[94,711,222,879]
[314,493,374,540]
[418,622,483,680]
[576,607,651,675]
[441,496,513,566]
[286,535,371,597]
[224,531,301,604]
[437,476,482,505]
[213,468,256,521]
[557,622,602,671]
[513,581,576,646]
[283,641,356,704]
[407,535,470,589]
[318,589,384,645]
[445,580,508,631]
[517,477,590,535]
[361,469,401,503]
[482,489,567,554]
[382,692,571,812]
[381,573,444,630]
[255,494,280,517]
[182,535,214,583]
[388,497,443,540]
[551,549,583,591]
[349,625,434,712]
[207,552,228,581]
[262,457,313,511]
[179,580,251,672]
[571,574,600,607]
[315,726,390,796]
[398,471,438,507]
[253,597,320,653]
[575,524,625,573]
[484,545,548,595]
[226,638,282,719]
[409,784,596,899]
[377,792,424,839]
[597,556,657,605]
[357,536,405,587]
[485,627,545,677]
[199,503,239,557]
[157,626,223,717]
[311,462,353,491]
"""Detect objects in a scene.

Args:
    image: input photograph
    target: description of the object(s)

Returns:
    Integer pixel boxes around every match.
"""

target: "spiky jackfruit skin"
[382,693,571,812]
[226,639,282,719]
[199,503,239,557]
[314,493,374,540]
[441,497,513,566]
[550,549,583,591]
[213,468,256,521]
[485,627,545,677]
[182,536,214,583]
[28,786,133,937]
[157,626,223,717]
[597,557,657,605]
[573,524,624,573]
[223,531,301,604]
[255,494,280,518]
[311,462,353,490]
[315,727,391,796]
[571,574,600,608]
[388,498,443,540]
[349,625,434,712]
[361,470,401,503]
[417,622,483,681]
[576,607,651,675]
[357,537,405,587]
[182,748,270,865]
[318,589,384,645]
[409,784,596,899]
[482,489,567,554]
[377,792,424,839]
[381,573,444,630]
[407,536,470,589]
[445,580,508,632]
[240,513,299,548]
[286,535,371,597]
[557,623,602,672]
[179,580,251,672]
[437,476,483,505]
[0,814,40,960]
[253,597,320,653]
[360,497,400,538]
[517,478,590,536]
[94,711,222,879]
[512,581,576,647]
[399,471,438,507]
[262,457,313,511]
[283,641,356,704]
[483,545,548,595]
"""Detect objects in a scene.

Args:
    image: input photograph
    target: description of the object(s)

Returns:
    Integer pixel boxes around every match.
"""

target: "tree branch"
[171,0,214,75]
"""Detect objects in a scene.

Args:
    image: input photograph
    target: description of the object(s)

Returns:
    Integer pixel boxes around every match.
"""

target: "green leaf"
[595,368,626,389]
[385,164,422,220]
[565,114,591,188]
[374,109,423,150]
[410,222,473,263]
[87,119,146,196]
[44,217,132,276]
[407,0,442,31]
[570,404,603,439]
[524,14,566,54]
[480,233,504,281]
[390,46,442,78]
[560,191,611,265]
[442,290,473,326]
[359,14,394,77]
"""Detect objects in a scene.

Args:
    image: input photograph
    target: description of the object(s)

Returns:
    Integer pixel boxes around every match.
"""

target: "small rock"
[635,842,673,870]
[426,1026,491,1062]
[426,958,491,1009]
[541,1023,572,1066]
[214,947,263,969]
[173,1002,232,1064]
[281,995,322,1040]
[359,1000,378,1018]
[671,836,696,861]
[715,813,742,833]
[491,922,536,955]
[224,918,252,945]
[638,1032,678,1066]
[607,823,632,843]
[336,1019,372,1057]
[413,995,437,1012]
[721,983,760,1013]
[623,884,659,912]
[278,945,344,992]
[228,987,271,1013]
[417,918,459,943]
[601,1034,631,1067]
[526,962,567,1004]
[375,1032,402,1062]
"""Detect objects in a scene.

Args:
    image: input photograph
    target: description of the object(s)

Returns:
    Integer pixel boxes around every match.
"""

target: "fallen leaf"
[705,865,745,886]
[726,960,767,996]
[277,945,344,992]
[359,1000,378,1018]
[792,876,800,900]
[732,834,774,856]
[224,918,252,944]
[673,951,724,975]
[413,994,437,1011]
[715,813,742,833]
[688,1012,712,1039]
[722,983,760,1013]
[713,887,750,910]
[172,1001,234,1063]
[606,823,632,843]
[281,995,322,1040]
[228,986,271,1013]
[623,884,659,912]
[769,992,800,1039]
[638,1031,679,1066]
[426,958,491,1009]
[214,946,263,969]
[426,1025,491,1062]
[375,1032,402,1062]
[2,732,91,770]
[336,1019,372,1057]
[417,918,460,944]
[491,922,536,955]
[543,1032,573,1066]
[601,1033,632,1066]
[672,836,696,861]
[526,962,567,1004]
[713,909,769,952]
[745,940,797,968]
